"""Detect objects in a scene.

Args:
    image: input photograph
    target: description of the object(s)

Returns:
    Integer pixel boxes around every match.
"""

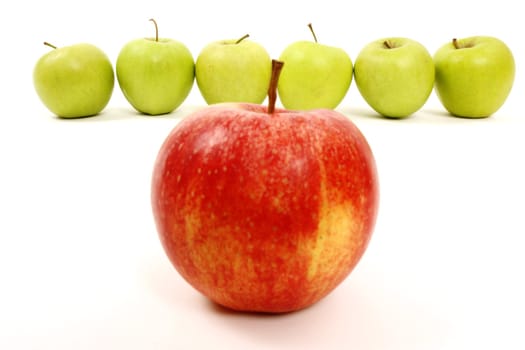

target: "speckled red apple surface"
[151,102,379,313]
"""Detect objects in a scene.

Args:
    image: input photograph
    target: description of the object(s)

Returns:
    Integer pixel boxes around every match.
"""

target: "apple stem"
[307,23,318,43]
[235,34,250,44]
[43,42,57,49]
[452,38,459,49]
[149,18,159,42]
[267,59,284,114]
[383,40,393,49]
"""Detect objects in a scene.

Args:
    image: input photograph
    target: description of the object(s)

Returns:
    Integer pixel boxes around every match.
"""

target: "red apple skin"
[151,103,379,313]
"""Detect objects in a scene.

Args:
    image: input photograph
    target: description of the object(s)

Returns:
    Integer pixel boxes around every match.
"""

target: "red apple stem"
[43,42,57,49]
[267,60,284,114]
[235,34,250,44]
[149,18,159,42]
[307,23,318,43]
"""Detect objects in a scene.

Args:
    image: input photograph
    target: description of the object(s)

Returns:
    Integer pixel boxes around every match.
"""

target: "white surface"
[1,0,524,349]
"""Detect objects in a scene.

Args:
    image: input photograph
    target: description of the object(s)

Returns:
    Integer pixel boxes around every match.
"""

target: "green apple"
[116,19,195,115]
[33,42,114,118]
[434,36,515,118]
[354,37,434,118]
[277,24,353,110]
[195,34,271,104]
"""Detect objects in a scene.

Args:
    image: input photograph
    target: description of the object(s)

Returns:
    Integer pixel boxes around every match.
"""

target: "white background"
[1,0,524,349]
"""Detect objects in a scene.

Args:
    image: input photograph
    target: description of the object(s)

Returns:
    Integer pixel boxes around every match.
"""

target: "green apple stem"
[452,38,474,49]
[149,18,159,42]
[307,23,318,43]
[235,34,250,44]
[43,42,57,49]
[267,59,284,114]
[383,40,394,49]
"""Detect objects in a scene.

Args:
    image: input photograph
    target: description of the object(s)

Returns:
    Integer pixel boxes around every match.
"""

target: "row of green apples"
[33,21,515,119]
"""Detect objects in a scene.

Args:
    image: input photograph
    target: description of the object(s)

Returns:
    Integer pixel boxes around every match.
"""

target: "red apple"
[151,61,379,313]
